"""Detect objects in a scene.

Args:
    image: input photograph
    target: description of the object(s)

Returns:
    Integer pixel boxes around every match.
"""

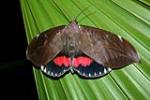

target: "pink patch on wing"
[73,57,93,68]
[53,56,70,67]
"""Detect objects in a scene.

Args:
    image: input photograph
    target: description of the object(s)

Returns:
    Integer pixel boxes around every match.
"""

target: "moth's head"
[67,19,80,33]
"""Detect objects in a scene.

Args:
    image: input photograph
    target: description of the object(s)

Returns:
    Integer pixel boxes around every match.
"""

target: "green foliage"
[20,0,150,99]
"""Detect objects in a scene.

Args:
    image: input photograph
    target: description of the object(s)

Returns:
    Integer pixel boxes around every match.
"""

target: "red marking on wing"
[53,56,70,67]
[73,57,93,68]
[53,56,92,68]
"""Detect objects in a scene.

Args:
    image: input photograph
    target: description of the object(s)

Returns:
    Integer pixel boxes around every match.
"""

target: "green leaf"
[20,0,150,99]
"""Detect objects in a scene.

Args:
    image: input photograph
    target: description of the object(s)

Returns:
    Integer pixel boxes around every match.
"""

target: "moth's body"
[26,20,139,78]
[61,21,91,74]
[62,21,80,59]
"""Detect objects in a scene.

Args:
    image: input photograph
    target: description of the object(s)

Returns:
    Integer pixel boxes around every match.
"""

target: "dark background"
[0,0,38,99]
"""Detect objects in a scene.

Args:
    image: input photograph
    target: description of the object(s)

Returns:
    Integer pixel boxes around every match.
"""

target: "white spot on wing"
[104,68,107,74]
[82,73,86,76]
[44,68,47,73]
[51,72,54,76]
[55,73,57,76]
[48,71,50,75]
[41,65,44,71]
[99,72,101,75]
[59,72,62,76]
[118,35,123,42]
[79,25,81,29]
[108,68,112,71]
[89,73,91,77]
[36,34,39,38]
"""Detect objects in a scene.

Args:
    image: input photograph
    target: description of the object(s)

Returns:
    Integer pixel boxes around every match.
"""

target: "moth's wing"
[79,25,139,68]
[73,54,112,78]
[41,53,71,77]
[74,62,111,78]
[41,60,69,78]
[26,25,65,66]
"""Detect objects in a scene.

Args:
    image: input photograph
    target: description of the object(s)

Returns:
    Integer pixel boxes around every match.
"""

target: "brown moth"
[26,20,139,78]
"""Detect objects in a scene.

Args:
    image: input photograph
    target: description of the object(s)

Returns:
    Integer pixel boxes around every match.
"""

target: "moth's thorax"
[63,20,81,57]
[68,20,80,33]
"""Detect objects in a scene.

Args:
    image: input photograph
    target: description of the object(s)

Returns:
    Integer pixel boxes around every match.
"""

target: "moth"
[26,20,139,78]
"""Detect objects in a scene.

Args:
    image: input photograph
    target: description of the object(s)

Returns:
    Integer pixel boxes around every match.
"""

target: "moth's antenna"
[75,6,91,21]
[78,11,96,23]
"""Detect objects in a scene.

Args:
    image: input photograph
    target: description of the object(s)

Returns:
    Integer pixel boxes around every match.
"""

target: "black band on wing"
[73,60,112,78]
[41,61,69,78]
